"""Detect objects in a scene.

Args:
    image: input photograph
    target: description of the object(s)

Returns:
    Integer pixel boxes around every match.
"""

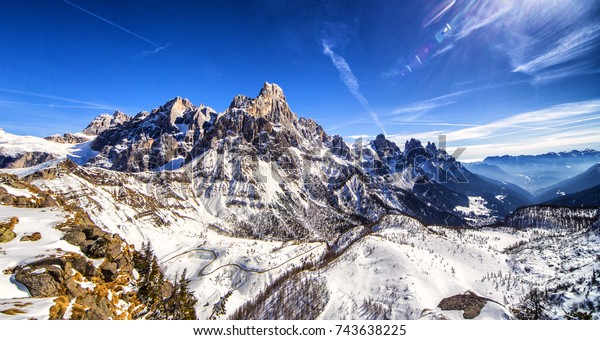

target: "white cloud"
[345,134,371,140]
[430,44,455,59]
[456,0,600,81]
[512,23,600,75]
[456,129,600,162]
[322,40,387,135]
[391,0,600,81]
[454,0,513,40]
[0,88,115,110]
[445,100,600,142]
[394,100,600,161]
[387,99,455,117]
[330,100,600,162]
[383,80,530,120]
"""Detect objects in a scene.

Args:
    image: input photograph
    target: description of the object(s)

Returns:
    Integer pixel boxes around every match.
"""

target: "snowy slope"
[0,129,72,157]
[0,129,97,166]
[18,159,598,320]
[0,179,141,320]
[316,215,520,319]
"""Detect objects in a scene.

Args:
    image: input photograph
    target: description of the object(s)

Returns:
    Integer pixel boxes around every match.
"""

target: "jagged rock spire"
[228,82,297,125]
[152,96,194,125]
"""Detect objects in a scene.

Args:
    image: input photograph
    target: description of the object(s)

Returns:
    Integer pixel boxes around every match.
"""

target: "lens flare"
[399,0,478,77]
[435,23,452,43]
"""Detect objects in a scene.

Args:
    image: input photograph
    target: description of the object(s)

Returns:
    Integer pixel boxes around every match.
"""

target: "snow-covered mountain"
[1,83,598,320]
[1,83,531,230]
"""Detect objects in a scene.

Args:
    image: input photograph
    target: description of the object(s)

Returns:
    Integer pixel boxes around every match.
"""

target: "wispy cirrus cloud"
[134,43,171,60]
[383,80,529,119]
[386,99,600,161]
[0,88,133,136]
[430,43,455,59]
[329,80,529,132]
[64,0,169,57]
[386,99,455,117]
[0,100,110,110]
[512,23,600,77]
[321,40,387,135]
[453,0,513,40]
[445,100,600,142]
[457,0,600,81]
[0,88,115,110]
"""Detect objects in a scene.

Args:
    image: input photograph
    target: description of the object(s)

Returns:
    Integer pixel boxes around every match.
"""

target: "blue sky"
[0,0,599,161]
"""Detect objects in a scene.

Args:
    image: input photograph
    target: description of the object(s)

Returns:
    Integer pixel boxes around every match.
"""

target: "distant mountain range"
[465,150,600,193]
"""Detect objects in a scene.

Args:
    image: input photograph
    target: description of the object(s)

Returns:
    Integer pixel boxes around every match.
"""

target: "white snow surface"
[0,184,37,198]
[0,129,72,158]
[454,196,491,217]
[453,196,495,225]
[154,156,185,171]
[0,297,56,320]
[316,215,522,319]
[0,129,98,166]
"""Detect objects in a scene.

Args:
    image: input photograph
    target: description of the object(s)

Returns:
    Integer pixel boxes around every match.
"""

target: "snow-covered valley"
[2,163,597,320]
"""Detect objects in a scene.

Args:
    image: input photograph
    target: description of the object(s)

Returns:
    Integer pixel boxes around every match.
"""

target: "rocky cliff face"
[87,98,216,172]
[82,83,332,173]
[0,151,56,169]
[44,133,90,144]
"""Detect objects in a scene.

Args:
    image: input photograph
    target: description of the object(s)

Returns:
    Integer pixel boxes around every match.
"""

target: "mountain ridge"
[1,83,532,231]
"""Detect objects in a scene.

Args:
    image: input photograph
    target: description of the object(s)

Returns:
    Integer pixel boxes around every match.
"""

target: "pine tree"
[133,243,198,320]
[512,287,549,320]
[134,242,166,319]
[145,257,166,319]
[173,269,198,320]
[161,269,198,320]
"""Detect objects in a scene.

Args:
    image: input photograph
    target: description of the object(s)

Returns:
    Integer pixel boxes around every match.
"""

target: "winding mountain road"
[161,242,326,277]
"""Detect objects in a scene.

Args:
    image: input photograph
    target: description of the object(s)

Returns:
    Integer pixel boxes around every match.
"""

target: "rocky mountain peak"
[258,82,286,102]
[426,141,437,152]
[404,138,423,151]
[82,110,130,136]
[229,95,253,111]
[112,110,129,123]
[152,96,194,125]
[372,134,401,159]
[227,82,296,125]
